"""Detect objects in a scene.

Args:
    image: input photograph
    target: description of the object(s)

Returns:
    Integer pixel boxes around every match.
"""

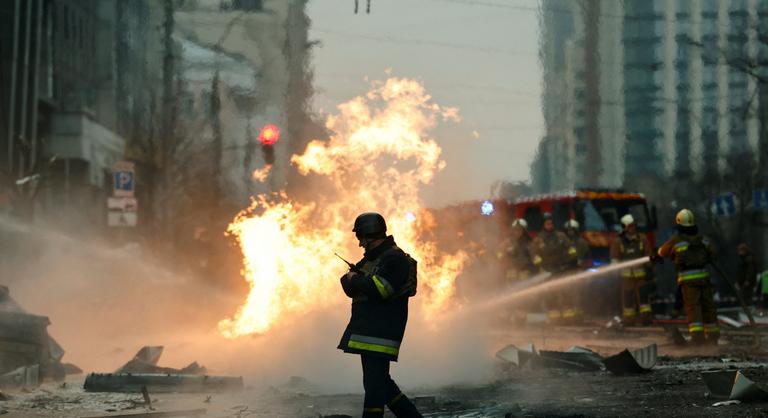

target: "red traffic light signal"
[258,124,280,146]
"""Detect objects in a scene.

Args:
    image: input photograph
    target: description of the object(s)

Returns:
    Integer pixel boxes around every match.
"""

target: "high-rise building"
[533,0,766,193]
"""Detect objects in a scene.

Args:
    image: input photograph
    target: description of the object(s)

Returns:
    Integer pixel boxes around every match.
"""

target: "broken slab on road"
[117,346,207,375]
[83,373,244,393]
[603,343,657,375]
[702,370,768,402]
[496,342,657,374]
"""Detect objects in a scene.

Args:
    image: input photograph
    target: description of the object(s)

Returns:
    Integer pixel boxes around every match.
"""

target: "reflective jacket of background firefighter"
[610,232,652,277]
[498,234,535,277]
[657,232,716,283]
[531,230,576,273]
[338,236,416,362]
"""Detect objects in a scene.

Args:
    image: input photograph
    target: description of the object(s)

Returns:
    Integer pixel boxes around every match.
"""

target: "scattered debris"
[718,315,745,329]
[81,408,207,417]
[539,346,603,372]
[0,390,12,401]
[0,285,74,384]
[0,365,39,390]
[84,373,244,393]
[712,400,742,407]
[497,343,655,374]
[605,316,623,330]
[118,346,207,375]
[603,344,657,375]
[702,370,768,402]
[495,343,539,368]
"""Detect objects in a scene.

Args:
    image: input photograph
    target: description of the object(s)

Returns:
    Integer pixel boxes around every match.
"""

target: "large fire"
[219,78,468,338]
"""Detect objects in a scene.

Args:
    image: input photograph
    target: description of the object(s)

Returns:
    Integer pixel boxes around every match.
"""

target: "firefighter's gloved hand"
[649,251,663,264]
[340,272,359,298]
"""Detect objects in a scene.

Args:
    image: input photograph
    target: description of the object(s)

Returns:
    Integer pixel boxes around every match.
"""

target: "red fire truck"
[511,189,658,265]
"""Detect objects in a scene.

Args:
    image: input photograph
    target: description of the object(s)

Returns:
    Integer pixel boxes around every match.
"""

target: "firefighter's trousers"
[621,276,652,324]
[680,280,719,342]
[361,355,422,418]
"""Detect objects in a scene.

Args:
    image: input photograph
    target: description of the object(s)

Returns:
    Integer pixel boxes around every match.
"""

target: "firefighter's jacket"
[531,230,576,273]
[610,232,652,279]
[566,233,590,268]
[497,235,535,280]
[657,232,716,284]
[338,236,416,361]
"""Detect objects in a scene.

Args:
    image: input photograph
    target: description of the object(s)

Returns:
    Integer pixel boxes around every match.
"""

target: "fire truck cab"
[512,189,658,265]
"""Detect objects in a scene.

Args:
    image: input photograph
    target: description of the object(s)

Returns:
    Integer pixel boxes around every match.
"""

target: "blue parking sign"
[112,161,135,197]
[755,190,768,211]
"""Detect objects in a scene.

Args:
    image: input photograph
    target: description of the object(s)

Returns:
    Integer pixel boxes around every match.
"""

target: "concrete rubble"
[84,346,243,393]
[495,342,657,375]
[702,370,768,402]
[117,346,207,375]
[0,285,77,389]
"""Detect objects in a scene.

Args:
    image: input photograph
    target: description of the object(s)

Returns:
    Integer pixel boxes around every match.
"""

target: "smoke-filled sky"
[307,0,542,206]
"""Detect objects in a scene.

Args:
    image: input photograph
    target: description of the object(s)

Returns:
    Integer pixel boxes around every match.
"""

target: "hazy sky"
[307,0,543,206]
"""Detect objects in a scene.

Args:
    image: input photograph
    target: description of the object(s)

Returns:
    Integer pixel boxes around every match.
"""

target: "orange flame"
[219,78,468,338]
[251,165,272,182]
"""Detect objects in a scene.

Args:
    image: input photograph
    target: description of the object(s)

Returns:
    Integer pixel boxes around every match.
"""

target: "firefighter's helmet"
[512,218,528,230]
[675,209,695,227]
[620,214,635,227]
[564,219,579,230]
[542,212,553,221]
[353,212,387,238]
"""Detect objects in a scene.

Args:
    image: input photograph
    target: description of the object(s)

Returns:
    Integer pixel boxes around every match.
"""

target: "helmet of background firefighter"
[620,214,635,228]
[353,212,387,238]
[511,218,528,230]
[675,209,695,227]
[564,219,579,230]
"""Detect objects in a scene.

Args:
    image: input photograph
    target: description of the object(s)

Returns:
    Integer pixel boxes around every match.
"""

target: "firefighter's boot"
[639,304,653,326]
[689,332,706,346]
[704,323,720,346]
[387,393,423,418]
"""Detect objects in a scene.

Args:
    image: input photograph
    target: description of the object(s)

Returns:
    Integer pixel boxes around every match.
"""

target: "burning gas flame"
[219,78,468,338]
[251,165,272,182]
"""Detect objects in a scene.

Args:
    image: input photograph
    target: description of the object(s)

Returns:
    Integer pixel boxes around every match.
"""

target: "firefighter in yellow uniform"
[655,209,719,345]
[610,214,654,325]
[563,219,590,322]
[497,219,535,282]
[531,213,577,323]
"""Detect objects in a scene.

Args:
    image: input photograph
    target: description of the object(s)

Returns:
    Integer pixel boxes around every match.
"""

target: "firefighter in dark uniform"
[338,213,422,418]
[611,214,654,325]
[737,243,757,305]
[531,213,577,323]
[655,209,719,345]
[563,219,589,322]
[497,218,535,282]
[497,218,535,322]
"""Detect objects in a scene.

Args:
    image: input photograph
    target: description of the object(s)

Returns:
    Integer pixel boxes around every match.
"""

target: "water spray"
[468,257,651,314]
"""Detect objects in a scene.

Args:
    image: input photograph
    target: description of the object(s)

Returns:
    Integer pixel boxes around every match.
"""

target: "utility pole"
[6,0,20,174]
[158,0,177,237]
[209,69,223,204]
[583,0,601,186]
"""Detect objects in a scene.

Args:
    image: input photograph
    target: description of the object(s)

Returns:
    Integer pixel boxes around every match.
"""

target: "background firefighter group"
[495,209,760,346]
[497,213,650,325]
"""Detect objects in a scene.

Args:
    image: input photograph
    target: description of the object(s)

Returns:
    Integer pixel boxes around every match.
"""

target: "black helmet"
[353,212,387,238]
[542,212,553,221]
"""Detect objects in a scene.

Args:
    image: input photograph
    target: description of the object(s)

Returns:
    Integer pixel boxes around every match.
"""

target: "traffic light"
[258,124,280,146]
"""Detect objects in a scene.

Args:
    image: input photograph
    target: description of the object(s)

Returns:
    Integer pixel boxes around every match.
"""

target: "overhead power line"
[311,27,537,57]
